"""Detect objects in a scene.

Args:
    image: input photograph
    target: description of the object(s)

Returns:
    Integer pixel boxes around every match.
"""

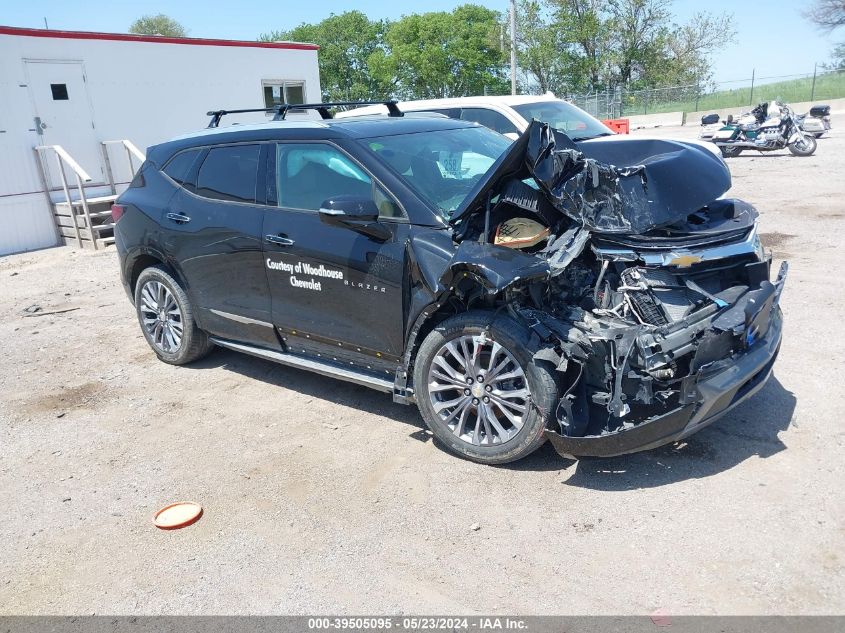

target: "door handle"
[166,212,191,224]
[266,234,295,246]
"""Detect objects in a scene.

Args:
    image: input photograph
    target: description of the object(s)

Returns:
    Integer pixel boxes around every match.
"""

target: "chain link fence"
[566,66,845,118]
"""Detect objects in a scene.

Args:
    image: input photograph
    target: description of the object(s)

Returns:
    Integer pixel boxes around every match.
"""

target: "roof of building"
[0,25,319,51]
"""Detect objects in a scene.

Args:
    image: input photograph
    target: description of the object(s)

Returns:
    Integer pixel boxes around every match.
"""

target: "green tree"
[824,41,845,69]
[515,0,733,94]
[552,0,610,91]
[658,12,736,87]
[372,5,509,99]
[129,14,187,37]
[259,12,390,102]
[516,1,570,93]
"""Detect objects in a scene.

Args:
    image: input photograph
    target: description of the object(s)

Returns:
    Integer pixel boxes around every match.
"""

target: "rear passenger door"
[161,143,277,348]
[262,141,409,367]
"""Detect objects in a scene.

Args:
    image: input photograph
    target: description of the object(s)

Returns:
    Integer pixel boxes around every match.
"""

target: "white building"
[0,25,321,255]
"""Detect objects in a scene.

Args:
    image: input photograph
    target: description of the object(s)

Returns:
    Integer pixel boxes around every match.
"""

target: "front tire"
[135,265,214,365]
[788,135,817,156]
[413,312,559,464]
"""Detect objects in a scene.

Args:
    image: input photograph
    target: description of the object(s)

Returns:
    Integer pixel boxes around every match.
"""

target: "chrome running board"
[209,337,395,393]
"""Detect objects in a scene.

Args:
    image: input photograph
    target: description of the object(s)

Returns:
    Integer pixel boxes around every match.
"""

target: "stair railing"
[33,145,94,249]
[101,140,146,195]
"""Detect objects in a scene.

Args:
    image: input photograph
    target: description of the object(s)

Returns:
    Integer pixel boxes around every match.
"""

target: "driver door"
[262,141,409,364]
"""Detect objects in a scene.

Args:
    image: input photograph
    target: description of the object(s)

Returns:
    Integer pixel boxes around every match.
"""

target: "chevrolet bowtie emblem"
[668,254,702,268]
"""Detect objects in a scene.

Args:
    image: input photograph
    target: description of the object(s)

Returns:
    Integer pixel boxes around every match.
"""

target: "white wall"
[0,29,321,255]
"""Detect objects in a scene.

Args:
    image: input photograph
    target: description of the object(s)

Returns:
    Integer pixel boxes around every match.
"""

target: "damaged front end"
[438,121,787,458]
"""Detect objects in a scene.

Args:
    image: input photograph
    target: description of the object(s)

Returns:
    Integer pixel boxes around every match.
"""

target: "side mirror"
[318,196,391,241]
[319,196,380,224]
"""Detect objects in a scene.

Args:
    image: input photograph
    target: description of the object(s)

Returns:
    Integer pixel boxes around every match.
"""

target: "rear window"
[459,108,519,135]
[195,145,260,203]
[162,150,202,186]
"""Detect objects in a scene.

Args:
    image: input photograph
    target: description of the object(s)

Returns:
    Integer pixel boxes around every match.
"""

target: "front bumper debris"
[545,262,787,458]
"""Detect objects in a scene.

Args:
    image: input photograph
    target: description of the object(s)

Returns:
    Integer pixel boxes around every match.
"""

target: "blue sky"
[3,0,841,84]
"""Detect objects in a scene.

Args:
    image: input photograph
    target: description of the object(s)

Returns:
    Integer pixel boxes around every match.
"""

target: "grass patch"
[621,70,845,116]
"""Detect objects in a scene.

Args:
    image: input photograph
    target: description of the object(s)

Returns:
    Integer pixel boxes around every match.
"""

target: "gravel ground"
[0,125,843,615]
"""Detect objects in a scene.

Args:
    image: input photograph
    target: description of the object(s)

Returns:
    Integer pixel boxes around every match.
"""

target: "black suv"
[115,104,787,464]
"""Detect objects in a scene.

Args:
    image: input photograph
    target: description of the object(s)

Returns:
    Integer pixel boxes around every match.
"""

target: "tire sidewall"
[134,266,200,365]
[789,136,816,156]
[413,311,558,465]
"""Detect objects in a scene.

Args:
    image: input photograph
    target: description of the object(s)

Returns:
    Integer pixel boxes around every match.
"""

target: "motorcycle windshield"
[452,120,732,235]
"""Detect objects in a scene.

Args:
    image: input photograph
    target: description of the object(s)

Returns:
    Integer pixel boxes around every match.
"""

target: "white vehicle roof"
[335,93,563,118]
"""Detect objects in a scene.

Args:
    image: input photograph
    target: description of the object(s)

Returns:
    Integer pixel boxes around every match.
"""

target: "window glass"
[275,144,401,218]
[162,149,202,187]
[196,145,260,203]
[285,84,305,105]
[366,126,510,218]
[263,81,306,108]
[512,100,613,140]
[459,108,519,135]
[50,83,69,100]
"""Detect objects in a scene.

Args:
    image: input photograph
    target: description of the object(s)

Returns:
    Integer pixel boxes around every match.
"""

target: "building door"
[25,60,104,188]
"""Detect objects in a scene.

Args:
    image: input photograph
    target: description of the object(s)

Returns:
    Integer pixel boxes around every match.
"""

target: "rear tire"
[135,265,214,365]
[720,146,743,158]
[788,135,817,156]
[413,311,559,465]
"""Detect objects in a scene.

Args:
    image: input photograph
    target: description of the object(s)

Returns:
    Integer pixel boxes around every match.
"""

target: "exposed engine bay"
[416,121,787,456]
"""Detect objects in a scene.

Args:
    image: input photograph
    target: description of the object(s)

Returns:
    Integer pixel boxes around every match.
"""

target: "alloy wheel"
[426,333,531,446]
[139,280,184,353]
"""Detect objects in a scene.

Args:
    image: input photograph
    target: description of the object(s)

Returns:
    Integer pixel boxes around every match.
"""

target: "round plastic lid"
[154,501,203,529]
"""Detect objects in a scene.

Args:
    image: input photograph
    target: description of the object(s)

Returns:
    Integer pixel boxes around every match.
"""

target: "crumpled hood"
[452,120,732,235]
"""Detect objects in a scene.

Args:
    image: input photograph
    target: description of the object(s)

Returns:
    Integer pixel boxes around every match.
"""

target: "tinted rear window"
[162,150,202,186]
[196,145,260,203]
[459,108,519,135]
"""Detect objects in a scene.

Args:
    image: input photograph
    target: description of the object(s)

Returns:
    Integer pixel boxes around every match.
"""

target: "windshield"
[365,126,511,219]
[512,100,613,140]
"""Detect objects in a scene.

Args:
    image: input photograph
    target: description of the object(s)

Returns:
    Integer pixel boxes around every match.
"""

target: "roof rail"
[206,100,403,128]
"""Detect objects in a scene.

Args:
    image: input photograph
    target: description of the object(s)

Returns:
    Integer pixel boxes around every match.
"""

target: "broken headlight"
[752,229,766,262]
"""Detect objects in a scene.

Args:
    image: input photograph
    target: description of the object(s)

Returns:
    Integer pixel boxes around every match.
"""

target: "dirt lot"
[1,126,843,615]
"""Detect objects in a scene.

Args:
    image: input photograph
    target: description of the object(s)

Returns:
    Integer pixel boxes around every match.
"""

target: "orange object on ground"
[602,118,630,134]
[154,501,203,529]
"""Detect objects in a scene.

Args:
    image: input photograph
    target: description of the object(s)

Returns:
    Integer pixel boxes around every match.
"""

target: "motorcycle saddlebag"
[701,113,720,125]
[810,105,830,117]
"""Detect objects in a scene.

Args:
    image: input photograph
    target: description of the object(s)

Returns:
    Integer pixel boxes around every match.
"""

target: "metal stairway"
[33,140,145,250]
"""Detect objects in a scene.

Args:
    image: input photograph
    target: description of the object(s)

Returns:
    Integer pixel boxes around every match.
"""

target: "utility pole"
[811,63,817,101]
[749,68,755,105]
[510,0,517,96]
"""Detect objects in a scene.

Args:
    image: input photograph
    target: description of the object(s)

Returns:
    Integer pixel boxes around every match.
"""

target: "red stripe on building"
[0,25,319,51]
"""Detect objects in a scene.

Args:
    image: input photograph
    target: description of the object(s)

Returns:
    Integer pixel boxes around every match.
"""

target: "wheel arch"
[401,273,520,391]
[126,248,191,305]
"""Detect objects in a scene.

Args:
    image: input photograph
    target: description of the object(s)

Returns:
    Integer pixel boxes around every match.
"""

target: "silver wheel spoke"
[140,279,183,354]
[427,333,530,448]
[482,403,510,441]
[433,395,467,413]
